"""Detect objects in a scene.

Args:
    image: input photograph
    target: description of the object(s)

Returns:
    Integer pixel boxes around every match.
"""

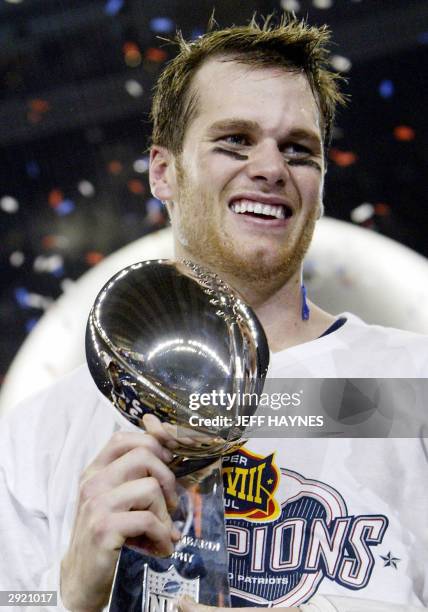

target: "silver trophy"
[86,259,269,611]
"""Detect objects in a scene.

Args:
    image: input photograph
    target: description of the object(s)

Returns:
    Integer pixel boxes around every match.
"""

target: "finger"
[144,415,215,450]
[82,448,178,510]
[103,510,178,557]
[143,414,179,450]
[89,431,173,470]
[102,477,173,523]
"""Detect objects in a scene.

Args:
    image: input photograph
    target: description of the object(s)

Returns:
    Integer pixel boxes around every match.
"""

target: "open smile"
[228,194,293,227]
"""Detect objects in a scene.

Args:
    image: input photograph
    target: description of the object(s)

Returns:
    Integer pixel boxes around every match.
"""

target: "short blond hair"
[151,14,346,156]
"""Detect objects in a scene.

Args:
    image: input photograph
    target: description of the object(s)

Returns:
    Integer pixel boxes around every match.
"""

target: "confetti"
[33,254,64,274]
[329,149,358,167]
[104,0,124,16]
[125,79,144,97]
[78,180,95,197]
[350,203,374,224]
[54,200,75,216]
[280,0,300,11]
[48,189,64,208]
[86,251,104,266]
[123,42,142,68]
[379,79,394,99]
[29,99,50,113]
[1,195,19,213]
[9,251,25,267]
[394,125,415,141]
[150,17,174,33]
[14,288,52,310]
[26,318,39,333]
[42,235,69,249]
[145,48,168,63]
[107,160,123,175]
[133,157,149,173]
[330,55,352,73]
[375,203,391,216]
[127,179,145,195]
[312,0,333,8]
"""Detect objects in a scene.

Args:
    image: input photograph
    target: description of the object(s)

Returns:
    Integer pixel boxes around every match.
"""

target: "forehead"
[188,57,321,136]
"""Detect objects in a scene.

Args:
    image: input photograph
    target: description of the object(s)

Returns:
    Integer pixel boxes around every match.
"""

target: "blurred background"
[1,0,427,389]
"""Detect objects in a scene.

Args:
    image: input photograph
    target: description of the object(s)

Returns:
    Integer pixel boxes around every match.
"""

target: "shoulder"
[339,313,428,376]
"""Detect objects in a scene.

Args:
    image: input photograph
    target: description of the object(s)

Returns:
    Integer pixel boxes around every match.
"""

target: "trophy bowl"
[86,259,269,457]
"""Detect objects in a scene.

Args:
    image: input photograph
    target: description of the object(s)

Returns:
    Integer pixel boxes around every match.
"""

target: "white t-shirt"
[0,314,427,610]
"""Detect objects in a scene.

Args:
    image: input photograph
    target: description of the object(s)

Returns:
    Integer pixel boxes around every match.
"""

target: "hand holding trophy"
[86,259,269,611]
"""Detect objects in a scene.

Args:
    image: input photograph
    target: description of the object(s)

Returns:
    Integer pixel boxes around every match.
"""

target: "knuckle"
[110,431,127,448]
[83,492,105,517]
[91,513,112,546]
[79,478,96,504]
[144,476,162,496]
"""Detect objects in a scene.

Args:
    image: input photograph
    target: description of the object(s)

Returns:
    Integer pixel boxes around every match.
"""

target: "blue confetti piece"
[379,79,394,98]
[146,197,163,212]
[191,28,205,40]
[15,287,30,309]
[417,31,428,45]
[150,17,174,33]
[26,160,40,178]
[55,199,75,216]
[25,318,39,333]
[104,0,124,16]
[52,266,65,278]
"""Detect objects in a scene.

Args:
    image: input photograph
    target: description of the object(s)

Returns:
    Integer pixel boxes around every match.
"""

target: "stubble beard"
[173,160,318,295]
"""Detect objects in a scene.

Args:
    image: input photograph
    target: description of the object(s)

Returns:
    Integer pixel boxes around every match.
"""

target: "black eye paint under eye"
[287,159,322,172]
[213,146,248,161]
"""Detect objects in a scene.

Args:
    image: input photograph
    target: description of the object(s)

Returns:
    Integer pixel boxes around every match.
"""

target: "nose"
[246,141,288,187]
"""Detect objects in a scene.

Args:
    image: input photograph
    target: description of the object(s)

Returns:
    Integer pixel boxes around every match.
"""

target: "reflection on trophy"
[86,259,269,611]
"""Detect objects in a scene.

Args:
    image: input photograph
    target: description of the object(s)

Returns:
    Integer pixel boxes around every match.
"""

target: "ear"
[149,145,176,202]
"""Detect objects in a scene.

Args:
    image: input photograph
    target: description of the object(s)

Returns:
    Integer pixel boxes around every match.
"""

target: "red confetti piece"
[42,235,58,249]
[29,98,50,113]
[85,251,104,266]
[123,42,140,55]
[127,179,145,195]
[374,202,391,216]
[393,125,415,141]
[145,47,168,62]
[329,148,358,167]
[48,189,64,207]
[107,160,123,175]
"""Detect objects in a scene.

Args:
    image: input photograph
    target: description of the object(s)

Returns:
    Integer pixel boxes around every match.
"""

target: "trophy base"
[108,459,230,611]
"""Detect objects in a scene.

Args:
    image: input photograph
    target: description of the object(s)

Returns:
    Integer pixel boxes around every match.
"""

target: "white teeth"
[231,199,289,219]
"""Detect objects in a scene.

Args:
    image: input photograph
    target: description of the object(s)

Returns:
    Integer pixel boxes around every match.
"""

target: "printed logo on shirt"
[222,448,281,522]
[223,450,389,608]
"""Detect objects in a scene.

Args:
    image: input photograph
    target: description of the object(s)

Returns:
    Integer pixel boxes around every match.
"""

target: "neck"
[229,268,335,352]
[177,250,335,351]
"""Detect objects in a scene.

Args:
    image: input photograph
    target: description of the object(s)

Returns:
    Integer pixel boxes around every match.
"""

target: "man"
[0,14,427,612]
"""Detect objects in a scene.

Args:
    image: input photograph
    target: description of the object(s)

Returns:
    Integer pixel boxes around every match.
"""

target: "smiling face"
[151,58,325,294]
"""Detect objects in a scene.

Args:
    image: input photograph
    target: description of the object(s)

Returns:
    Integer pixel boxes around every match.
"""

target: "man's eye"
[221,134,249,146]
[282,143,311,158]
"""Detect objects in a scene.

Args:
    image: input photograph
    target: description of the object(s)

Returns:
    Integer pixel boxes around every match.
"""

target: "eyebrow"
[207,119,260,135]
[206,119,321,147]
